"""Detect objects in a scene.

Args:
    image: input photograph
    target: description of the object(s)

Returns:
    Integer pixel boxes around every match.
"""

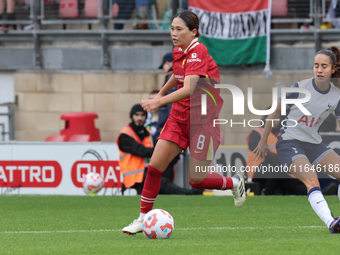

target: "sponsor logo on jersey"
[297,115,321,127]
[174,74,184,83]
[187,58,202,63]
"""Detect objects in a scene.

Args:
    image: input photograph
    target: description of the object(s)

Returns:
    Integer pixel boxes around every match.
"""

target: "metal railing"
[0,0,338,68]
[0,0,34,25]
[0,103,15,141]
[38,0,177,27]
[0,0,332,29]
[107,0,179,29]
[40,0,102,24]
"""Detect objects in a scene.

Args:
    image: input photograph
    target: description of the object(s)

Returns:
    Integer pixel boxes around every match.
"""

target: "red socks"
[189,172,233,190]
[140,165,163,214]
[140,167,233,214]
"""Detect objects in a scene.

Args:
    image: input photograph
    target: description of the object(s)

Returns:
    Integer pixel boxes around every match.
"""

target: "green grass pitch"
[0,195,339,254]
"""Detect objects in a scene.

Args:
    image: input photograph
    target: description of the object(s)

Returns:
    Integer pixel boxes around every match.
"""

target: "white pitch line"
[0,225,325,234]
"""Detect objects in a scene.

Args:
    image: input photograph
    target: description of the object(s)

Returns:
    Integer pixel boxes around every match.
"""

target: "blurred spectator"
[160,0,186,30]
[0,0,16,31]
[144,89,159,142]
[287,0,311,28]
[117,102,198,195]
[117,104,154,195]
[113,0,151,29]
[182,0,188,10]
[326,0,340,28]
[160,8,173,30]
[287,0,310,19]
[147,0,158,29]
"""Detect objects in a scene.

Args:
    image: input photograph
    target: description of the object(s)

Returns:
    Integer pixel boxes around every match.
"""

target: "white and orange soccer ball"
[82,172,104,195]
[142,209,175,239]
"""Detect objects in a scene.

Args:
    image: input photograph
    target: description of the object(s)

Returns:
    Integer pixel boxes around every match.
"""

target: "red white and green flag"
[189,0,272,67]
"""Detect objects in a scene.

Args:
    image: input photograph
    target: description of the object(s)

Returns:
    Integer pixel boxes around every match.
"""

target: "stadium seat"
[69,134,90,142]
[44,135,66,142]
[60,112,101,141]
[59,0,79,18]
[272,0,288,17]
[84,0,102,18]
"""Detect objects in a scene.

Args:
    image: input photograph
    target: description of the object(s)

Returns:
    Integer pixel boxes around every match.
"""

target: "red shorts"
[158,117,220,160]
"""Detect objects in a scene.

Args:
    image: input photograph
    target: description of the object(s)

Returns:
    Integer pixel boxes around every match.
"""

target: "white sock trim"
[231,177,239,189]
[139,213,146,221]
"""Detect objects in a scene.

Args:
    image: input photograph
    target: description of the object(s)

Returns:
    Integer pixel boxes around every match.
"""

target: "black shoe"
[192,189,204,195]
[329,217,340,234]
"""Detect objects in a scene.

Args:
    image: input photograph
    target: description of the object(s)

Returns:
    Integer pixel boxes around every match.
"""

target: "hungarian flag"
[189,0,272,66]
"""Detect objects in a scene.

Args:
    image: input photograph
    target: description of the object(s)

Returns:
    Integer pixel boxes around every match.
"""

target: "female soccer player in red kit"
[122,10,246,234]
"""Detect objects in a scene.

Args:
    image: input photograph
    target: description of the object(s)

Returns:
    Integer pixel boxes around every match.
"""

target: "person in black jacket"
[118,104,154,194]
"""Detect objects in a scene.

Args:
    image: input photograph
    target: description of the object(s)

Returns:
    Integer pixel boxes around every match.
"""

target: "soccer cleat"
[329,217,340,234]
[231,174,246,207]
[122,218,143,235]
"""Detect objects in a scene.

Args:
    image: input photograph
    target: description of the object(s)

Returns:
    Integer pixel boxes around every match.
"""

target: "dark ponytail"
[317,46,340,88]
[328,46,340,88]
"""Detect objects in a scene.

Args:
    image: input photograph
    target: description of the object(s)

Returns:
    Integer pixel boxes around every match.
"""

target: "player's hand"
[152,93,162,101]
[141,99,161,112]
[253,140,268,161]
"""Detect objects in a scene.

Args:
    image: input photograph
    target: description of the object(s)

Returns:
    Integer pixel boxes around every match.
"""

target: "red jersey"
[170,38,222,124]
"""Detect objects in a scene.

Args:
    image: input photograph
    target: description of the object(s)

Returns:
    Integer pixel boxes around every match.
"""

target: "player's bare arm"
[141,74,199,112]
[157,73,177,98]
[158,74,199,105]
[253,102,281,161]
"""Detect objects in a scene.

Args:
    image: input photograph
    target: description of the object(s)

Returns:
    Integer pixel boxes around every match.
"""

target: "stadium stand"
[0,0,334,31]
[0,1,332,29]
[0,0,338,70]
